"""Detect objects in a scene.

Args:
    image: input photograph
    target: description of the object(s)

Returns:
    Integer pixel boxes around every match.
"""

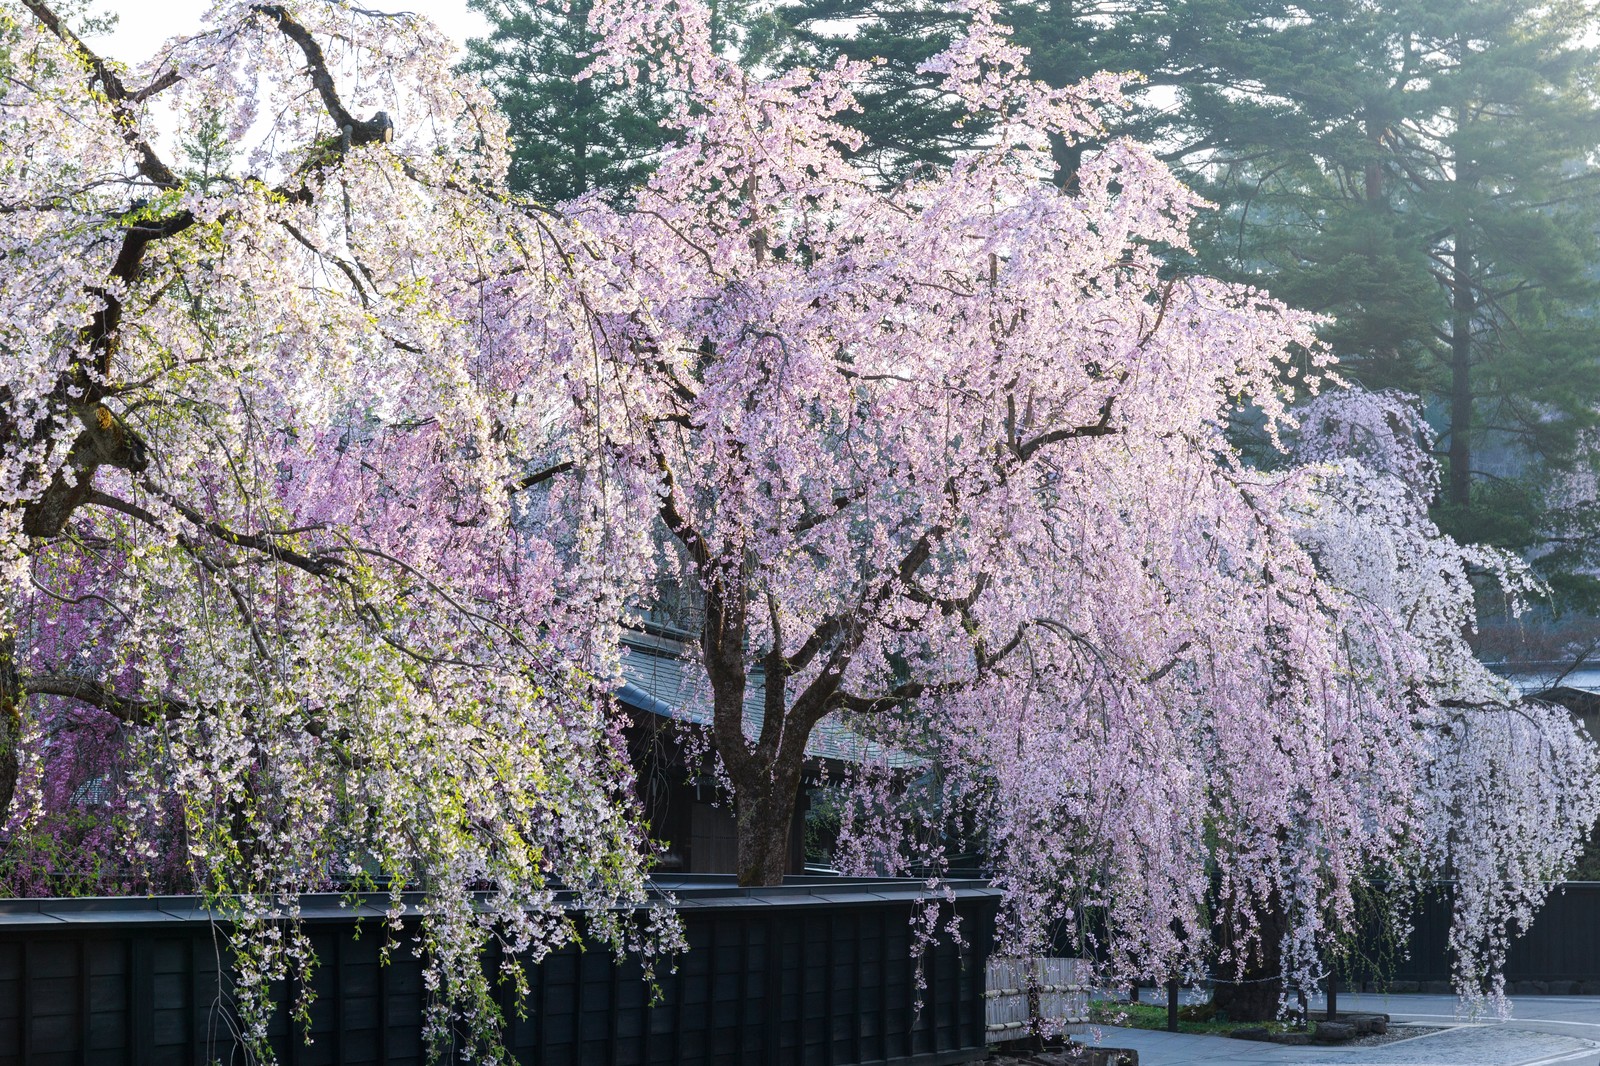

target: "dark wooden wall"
[1344,881,1600,992]
[0,878,999,1066]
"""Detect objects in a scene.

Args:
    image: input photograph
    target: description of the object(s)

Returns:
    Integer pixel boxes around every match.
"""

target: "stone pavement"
[1071,994,1600,1066]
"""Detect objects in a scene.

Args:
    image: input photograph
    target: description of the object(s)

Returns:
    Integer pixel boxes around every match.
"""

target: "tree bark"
[1448,230,1474,509]
[700,569,809,887]
[733,757,802,886]
[1212,893,1288,1023]
[0,634,22,828]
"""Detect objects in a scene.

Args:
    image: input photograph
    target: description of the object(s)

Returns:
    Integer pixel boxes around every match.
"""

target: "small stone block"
[1338,1013,1384,1036]
[1315,1021,1356,1043]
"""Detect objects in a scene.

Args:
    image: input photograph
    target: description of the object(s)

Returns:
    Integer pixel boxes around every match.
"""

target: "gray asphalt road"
[1332,992,1600,1047]
[1083,993,1600,1066]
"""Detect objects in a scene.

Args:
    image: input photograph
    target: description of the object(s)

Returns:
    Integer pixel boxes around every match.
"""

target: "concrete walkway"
[1081,993,1600,1066]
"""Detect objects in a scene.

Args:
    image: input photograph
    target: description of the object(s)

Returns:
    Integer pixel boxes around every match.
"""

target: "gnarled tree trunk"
[0,634,20,827]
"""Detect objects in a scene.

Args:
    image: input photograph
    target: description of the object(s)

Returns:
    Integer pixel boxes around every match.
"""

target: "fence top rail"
[0,876,1002,929]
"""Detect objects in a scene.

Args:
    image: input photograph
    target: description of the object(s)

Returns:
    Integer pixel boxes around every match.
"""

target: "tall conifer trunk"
[1449,233,1475,508]
[1447,90,1476,510]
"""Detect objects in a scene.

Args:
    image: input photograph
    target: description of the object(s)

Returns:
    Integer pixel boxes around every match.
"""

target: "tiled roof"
[617,635,921,769]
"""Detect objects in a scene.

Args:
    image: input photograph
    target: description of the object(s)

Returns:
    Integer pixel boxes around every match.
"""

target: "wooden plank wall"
[0,885,998,1066]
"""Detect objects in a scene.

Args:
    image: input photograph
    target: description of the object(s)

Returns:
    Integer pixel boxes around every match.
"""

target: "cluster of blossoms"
[0,0,675,1057]
[565,0,1598,1013]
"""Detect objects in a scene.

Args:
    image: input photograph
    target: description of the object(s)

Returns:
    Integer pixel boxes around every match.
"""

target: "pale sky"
[90,0,490,66]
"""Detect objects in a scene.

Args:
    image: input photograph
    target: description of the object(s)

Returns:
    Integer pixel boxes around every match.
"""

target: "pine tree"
[462,0,669,202]
[755,0,1333,185]
[1189,0,1600,584]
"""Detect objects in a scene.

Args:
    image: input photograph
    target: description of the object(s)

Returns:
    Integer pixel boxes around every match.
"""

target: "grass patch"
[1087,1001,1318,1037]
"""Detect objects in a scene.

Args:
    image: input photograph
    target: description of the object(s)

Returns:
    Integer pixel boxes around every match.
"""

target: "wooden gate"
[984,956,1088,1042]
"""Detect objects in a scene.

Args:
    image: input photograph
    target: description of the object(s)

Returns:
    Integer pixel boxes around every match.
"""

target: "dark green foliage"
[760,0,1600,584]
[746,0,974,182]
[753,1,1395,185]
[1194,2,1600,602]
[461,0,670,202]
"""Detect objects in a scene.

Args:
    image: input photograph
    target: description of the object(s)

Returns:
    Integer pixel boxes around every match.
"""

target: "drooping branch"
[88,488,344,579]
[94,485,525,673]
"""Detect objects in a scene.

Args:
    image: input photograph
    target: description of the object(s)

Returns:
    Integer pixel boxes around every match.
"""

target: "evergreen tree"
[748,0,971,181]
[462,0,669,202]
[1189,0,1600,593]
[755,0,1331,185]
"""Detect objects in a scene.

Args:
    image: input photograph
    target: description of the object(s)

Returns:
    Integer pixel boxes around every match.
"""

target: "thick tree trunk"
[697,565,804,887]
[1212,894,1288,1023]
[734,757,802,886]
[0,634,21,827]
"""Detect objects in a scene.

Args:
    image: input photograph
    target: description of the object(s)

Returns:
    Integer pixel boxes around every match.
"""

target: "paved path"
[1082,993,1600,1066]
[1332,993,1600,1047]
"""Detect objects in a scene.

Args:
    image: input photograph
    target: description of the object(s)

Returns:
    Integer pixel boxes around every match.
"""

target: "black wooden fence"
[1344,881,1600,994]
[0,876,1000,1066]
